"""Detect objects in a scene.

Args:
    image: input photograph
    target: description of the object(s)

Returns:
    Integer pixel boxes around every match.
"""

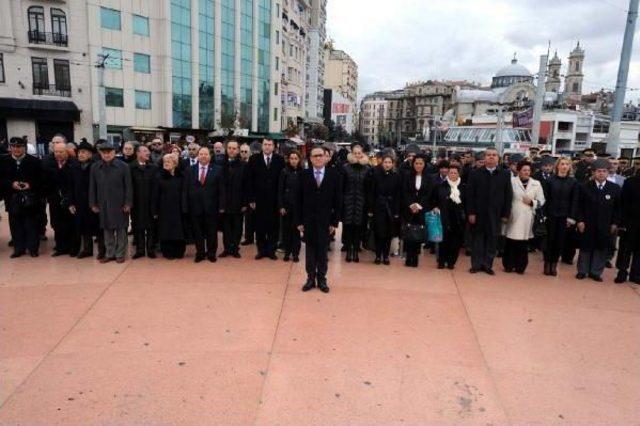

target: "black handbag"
[403,223,426,244]
[532,207,547,238]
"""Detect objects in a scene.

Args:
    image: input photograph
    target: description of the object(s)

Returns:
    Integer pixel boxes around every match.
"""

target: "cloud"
[326,0,640,103]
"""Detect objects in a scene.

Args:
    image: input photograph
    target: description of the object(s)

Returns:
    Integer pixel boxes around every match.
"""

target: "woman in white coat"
[503,160,545,274]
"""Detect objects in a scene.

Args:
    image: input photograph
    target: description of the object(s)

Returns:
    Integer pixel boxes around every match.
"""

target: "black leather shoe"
[292,255,299,263]
[605,261,613,269]
[10,252,24,259]
[147,252,156,259]
[51,251,67,257]
[469,268,479,274]
[483,267,496,276]
[194,254,205,263]
[132,252,145,259]
[269,253,278,261]
[614,274,626,284]
[374,257,381,265]
[233,252,241,258]
[283,254,290,262]
[218,251,229,258]
[590,274,603,282]
[318,282,330,293]
[255,253,265,260]
[208,255,217,263]
[575,273,587,280]
[504,268,513,273]
[302,279,316,292]
[76,252,93,259]
[383,258,390,265]
[437,263,445,269]
[29,251,39,258]
[447,264,455,270]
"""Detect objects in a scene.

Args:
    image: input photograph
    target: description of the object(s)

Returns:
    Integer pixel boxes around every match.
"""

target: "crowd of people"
[1,135,640,292]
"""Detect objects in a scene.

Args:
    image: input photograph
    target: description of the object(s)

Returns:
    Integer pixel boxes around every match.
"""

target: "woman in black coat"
[342,143,371,263]
[432,164,466,269]
[68,142,103,258]
[542,157,579,276]
[278,150,303,262]
[154,154,186,259]
[367,155,400,265]
[402,154,436,267]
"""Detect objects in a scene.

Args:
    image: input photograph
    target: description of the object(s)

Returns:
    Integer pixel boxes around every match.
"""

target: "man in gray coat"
[89,140,133,263]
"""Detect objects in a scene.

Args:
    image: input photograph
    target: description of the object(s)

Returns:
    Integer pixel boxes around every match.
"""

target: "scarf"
[446,177,462,204]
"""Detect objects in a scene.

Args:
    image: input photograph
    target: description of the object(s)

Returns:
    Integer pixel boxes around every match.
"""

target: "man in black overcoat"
[0,137,42,257]
[615,168,640,284]
[130,145,159,259]
[245,139,285,260]
[220,140,247,258]
[183,146,226,263]
[466,147,513,274]
[296,146,342,293]
[575,159,621,282]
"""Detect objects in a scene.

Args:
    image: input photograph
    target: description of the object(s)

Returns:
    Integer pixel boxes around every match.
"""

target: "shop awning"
[0,98,80,122]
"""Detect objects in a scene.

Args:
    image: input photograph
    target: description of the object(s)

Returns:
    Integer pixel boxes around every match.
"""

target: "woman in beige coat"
[503,160,545,274]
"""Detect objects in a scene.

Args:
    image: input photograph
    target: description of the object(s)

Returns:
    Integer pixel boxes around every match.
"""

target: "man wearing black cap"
[575,158,621,281]
[68,141,103,258]
[0,137,42,258]
[89,140,133,263]
[533,156,555,184]
[575,148,596,183]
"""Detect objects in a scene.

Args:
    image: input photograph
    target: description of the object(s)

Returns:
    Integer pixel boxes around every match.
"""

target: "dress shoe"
[233,252,241,259]
[8,240,13,247]
[550,263,558,277]
[240,240,253,246]
[469,267,480,274]
[590,274,603,282]
[447,264,455,270]
[255,253,265,260]
[30,251,39,258]
[383,258,390,265]
[353,254,360,263]
[208,255,217,263]
[10,251,24,259]
[51,251,67,257]
[194,254,205,263]
[292,255,299,262]
[614,274,626,284]
[374,257,381,265]
[218,251,230,258]
[516,270,525,275]
[437,263,445,269]
[504,268,513,273]
[631,278,640,285]
[575,273,587,280]
[96,253,105,260]
[76,252,93,259]
[605,261,613,269]
[317,281,330,293]
[99,257,114,264]
[283,254,290,262]
[483,267,496,276]
[543,261,551,276]
[269,253,278,261]
[147,252,156,259]
[302,279,316,292]
[132,252,145,259]
[116,258,125,264]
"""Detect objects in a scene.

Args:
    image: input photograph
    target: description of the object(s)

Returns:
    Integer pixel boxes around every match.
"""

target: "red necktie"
[199,167,206,185]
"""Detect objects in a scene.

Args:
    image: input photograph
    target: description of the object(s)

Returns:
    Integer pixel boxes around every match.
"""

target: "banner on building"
[512,108,534,128]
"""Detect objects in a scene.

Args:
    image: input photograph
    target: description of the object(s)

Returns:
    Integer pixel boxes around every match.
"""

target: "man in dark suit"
[0,137,42,258]
[183,147,226,263]
[615,167,640,284]
[466,147,513,275]
[296,146,342,293]
[245,139,285,260]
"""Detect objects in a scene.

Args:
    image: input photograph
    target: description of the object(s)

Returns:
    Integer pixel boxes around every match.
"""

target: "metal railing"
[27,31,68,47]
[32,84,71,97]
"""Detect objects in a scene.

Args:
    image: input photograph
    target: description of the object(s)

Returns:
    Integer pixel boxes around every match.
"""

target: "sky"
[326,0,640,103]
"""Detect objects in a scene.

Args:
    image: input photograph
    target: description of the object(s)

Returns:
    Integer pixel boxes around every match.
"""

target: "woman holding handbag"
[432,164,466,269]
[503,160,546,274]
[402,154,435,267]
[368,154,401,265]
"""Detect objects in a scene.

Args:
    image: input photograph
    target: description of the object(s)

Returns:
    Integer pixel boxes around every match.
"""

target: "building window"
[133,14,150,36]
[100,7,121,30]
[28,6,45,41]
[53,59,71,91]
[135,90,151,109]
[51,8,68,44]
[171,0,193,128]
[102,48,122,69]
[274,82,278,95]
[572,82,579,93]
[273,107,278,121]
[31,57,49,89]
[0,53,4,83]
[133,53,150,73]
[198,0,215,129]
[105,87,124,107]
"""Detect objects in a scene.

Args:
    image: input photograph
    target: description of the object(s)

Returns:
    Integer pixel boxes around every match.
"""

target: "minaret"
[565,42,585,103]
[545,50,562,93]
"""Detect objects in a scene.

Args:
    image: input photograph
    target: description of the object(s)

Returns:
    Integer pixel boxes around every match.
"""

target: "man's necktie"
[266,156,271,168]
[199,167,206,186]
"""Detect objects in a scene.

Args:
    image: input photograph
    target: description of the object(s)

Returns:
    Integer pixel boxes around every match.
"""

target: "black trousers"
[544,216,569,262]
[562,228,578,263]
[502,238,529,272]
[223,213,244,253]
[305,232,330,282]
[281,213,301,256]
[133,228,156,255]
[49,202,74,254]
[439,227,463,266]
[243,210,255,242]
[343,223,364,251]
[256,213,279,256]
[36,198,47,237]
[190,213,218,257]
[161,240,186,259]
[615,232,640,281]
[405,241,422,266]
[470,231,498,270]
[374,236,391,259]
[8,211,38,254]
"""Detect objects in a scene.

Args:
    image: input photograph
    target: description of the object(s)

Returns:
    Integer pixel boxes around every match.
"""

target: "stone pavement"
[1,220,639,425]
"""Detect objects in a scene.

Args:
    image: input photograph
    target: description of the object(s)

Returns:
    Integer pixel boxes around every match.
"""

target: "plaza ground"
[1,218,639,425]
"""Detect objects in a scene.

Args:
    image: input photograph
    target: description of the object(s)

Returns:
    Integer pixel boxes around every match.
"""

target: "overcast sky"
[326,0,640,103]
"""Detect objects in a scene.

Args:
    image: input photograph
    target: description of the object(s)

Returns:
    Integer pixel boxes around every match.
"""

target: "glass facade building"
[171,0,192,128]
[239,0,254,129]
[198,0,215,129]
[257,0,271,132]
[220,0,235,128]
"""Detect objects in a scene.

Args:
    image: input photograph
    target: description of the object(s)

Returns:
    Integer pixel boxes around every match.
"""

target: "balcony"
[33,84,71,97]
[28,31,68,47]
